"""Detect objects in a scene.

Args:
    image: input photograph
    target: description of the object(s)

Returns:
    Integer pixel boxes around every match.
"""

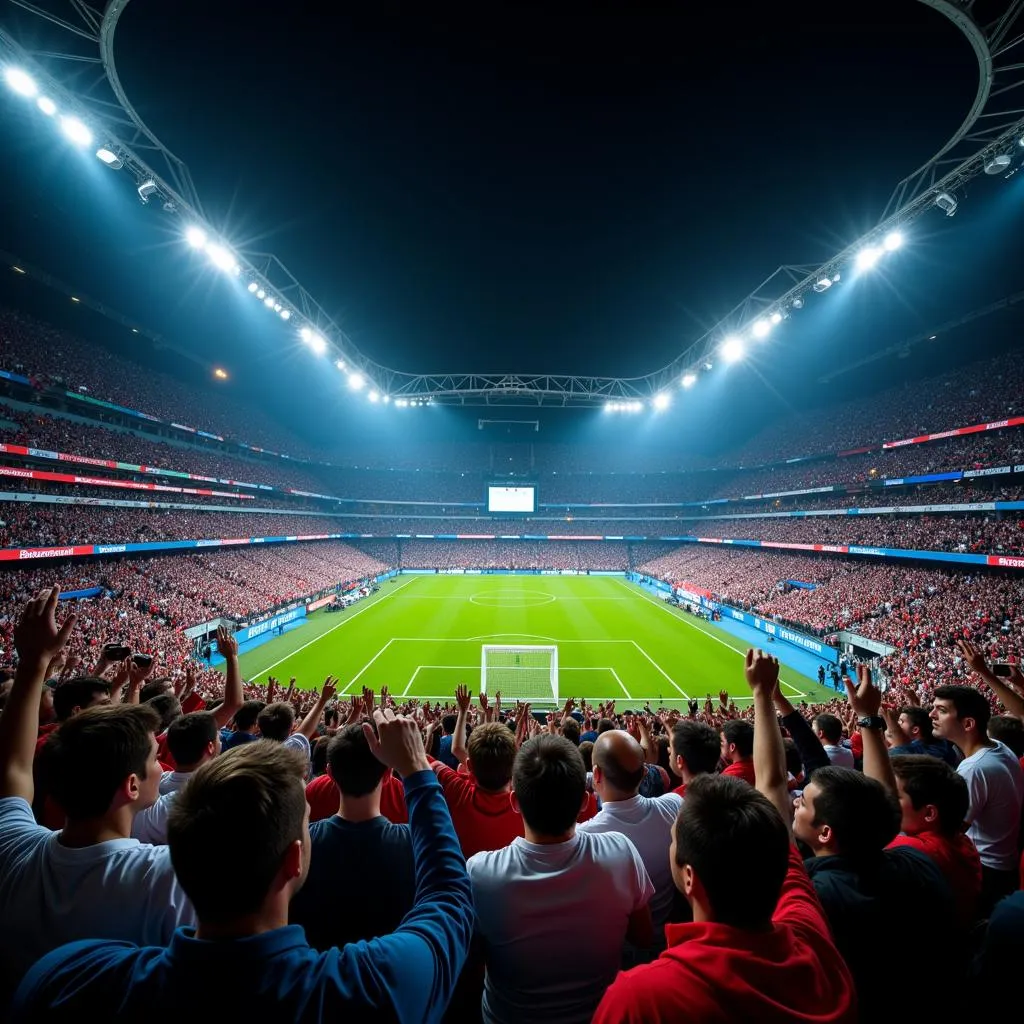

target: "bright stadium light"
[770,311,783,325]
[855,246,882,272]
[185,226,207,249]
[304,332,326,355]
[681,373,697,389]
[95,147,122,169]
[273,303,282,313]
[348,372,366,390]
[751,318,771,339]
[382,394,390,404]
[4,68,37,97]
[334,358,346,370]
[813,277,832,293]
[263,295,275,308]
[36,96,57,116]
[256,289,266,299]
[653,392,670,411]
[396,398,408,407]
[59,115,93,147]
[721,336,745,362]
[205,243,237,273]
[368,389,380,402]
[247,281,259,294]
[883,230,904,252]
[280,308,291,320]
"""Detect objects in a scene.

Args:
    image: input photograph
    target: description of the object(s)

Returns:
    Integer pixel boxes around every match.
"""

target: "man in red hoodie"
[593,650,856,1024]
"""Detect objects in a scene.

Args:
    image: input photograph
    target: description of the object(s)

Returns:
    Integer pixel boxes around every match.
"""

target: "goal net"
[481,645,558,703]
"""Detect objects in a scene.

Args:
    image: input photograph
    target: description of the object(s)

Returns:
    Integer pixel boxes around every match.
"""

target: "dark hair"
[596,718,615,735]
[813,713,843,745]
[561,719,580,746]
[139,677,174,704]
[671,720,721,777]
[810,766,901,859]
[933,685,991,735]
[890,755,969,836]
[722,719,754,758]
[988,715,1024,758]
[166,712,219,768]
[467,722,517,791]
[168,741,307,923]
[674,774,790,928]
[441,714,457,734]
[52,677,110,721]
[233,700,265,732]
[578,739,594,772]
[148,693,182,733]
[41,704,161,820]
[899,706,934,742]
[326,724,387,797]
[513,734,585,836]
[257,701,296,742]
[783,738,803,779]
[311,735,330,777]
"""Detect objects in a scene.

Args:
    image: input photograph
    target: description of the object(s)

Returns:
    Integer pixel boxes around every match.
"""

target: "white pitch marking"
[401,665,423,697]
[341,638,396,696]
[249,576,418,677]
[628,640,688,698]
[609,667,632,699]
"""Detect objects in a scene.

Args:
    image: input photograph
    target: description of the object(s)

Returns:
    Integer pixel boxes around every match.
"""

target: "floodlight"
[791,296,804,309]
[368,390,380,402]
[396,398,408,407]
[95,147,122,169]
[653,392,670,411]
[300,327,312,341]
[4,68,37,97]
[348,372,366,390]
[883,230,903,252]
[681,373,697,389]
[335,359,345,370]
[934,192,957,216]
[247,282,259,293]
[213,367,228,380]
[604,401,614,412]
[263,296,275,308]
[205,244,236,273]
[185,226,207,249]
[855,246,882,272]
[273,303,282,313]
[280,309,291,320]
[383,394,390,404]
[306,333,327,355]
[36,96,56,116]
[631,401,643,412]
[770,311,783,325]
[703,360,713,371]
[984,153,1011,175]
[721,336,744,362]
[137,179,159,203]
[257,289,266,299]
[751,319,771,339]
[60,115,92,147]
[812,277,832,293]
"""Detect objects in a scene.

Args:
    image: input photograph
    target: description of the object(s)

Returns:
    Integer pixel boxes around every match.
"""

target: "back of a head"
[327,724,387,797]
[513,734,586,837]
[674,774,790,928]
[139,677,174,704]
[169,741,308,924]
[52,677,110,721]
[441,713,457,735]
[578,739,594,772]
[257,701,296,742]
[148,692,182,733]
[672,720,721,776]
[988,715,1024,757]
[596,717,615,735]
[933,684,991,736]
[890,754,969,837]
[593,730,645,794]
[41,704,161,820]
[167,712,219,768]
[813,713,843,745]
[467,722,517,791]
[811,766,901,859]
[561,719,580,746]
[900,706,933,742]
[722,719,754,758]
[233,700,265,732]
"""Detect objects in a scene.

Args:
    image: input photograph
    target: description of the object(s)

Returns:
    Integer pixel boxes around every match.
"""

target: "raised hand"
[362,707,431,778]
[14,588,76,665]
[845,663,882,718]
[362,687,375,716]
[455,684,472,712]
[215,624,238,659]
[743,648,780,695]
[957,638,990,677]
[321,676,338,702]
[718,689,729,707]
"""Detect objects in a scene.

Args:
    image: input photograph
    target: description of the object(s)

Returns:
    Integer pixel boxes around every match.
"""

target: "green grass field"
[231,575,833,707]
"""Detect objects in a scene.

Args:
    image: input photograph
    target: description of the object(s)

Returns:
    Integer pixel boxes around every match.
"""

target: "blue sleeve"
[328,770,474,1024]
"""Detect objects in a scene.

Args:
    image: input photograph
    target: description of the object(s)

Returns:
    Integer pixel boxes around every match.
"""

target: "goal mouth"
[481,644,559,703]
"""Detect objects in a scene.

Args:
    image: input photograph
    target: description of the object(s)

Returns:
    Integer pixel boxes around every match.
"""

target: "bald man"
[578,730,683,936]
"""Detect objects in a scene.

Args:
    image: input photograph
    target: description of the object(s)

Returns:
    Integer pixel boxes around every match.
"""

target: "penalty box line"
[400,665,630,699]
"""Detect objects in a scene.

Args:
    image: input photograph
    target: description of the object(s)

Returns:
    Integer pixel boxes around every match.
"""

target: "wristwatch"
[857,715,886,731]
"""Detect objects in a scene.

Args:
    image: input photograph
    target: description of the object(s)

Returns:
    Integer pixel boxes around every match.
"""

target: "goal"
[480,645,558,703]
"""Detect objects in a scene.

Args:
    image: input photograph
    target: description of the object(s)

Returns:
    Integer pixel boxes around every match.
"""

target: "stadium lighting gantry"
[653,392,671,411]
[681,372,697,389]
[299,327,326,355]
[883,230,904,251]
[720,336,745,363]
[854,246,883,272]
[95,147,123,169]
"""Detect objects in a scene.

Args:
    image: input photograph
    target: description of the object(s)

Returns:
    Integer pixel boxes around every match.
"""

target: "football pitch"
[230,575,832,707]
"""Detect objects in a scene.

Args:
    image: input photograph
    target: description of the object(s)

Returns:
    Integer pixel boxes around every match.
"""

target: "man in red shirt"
[719,719,756,785]
[668,720,720,797]
[594,650,856,1024]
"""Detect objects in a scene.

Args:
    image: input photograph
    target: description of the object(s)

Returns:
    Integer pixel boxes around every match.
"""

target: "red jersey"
[430,760,523,858]
[721,759,757,786]
[304,770,408,824]
[888,831,981,927]
[593,847,857,1024]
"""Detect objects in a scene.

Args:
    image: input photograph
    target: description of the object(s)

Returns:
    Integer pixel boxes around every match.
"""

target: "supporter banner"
[883,471,962,487]
[439,568,466,574]
[0,465,255,500]
[987,554,1024,570]
[0,544,95,561]
[590,570,626,576]
[58,587,102,600]
[0,369,32,386]
[306,595,337,612]
[962,466,1012,479]
[723,607,838,663]
[882,416,1024,450]
[400,568,439,574]
[233,606,307,643]
[785,580,817,590]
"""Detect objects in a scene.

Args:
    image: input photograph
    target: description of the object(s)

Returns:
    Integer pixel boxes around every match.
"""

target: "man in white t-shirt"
[578,729,682,933]
[931,682,1024,915]
[467,733,654,1024]
[0,588,194,1004]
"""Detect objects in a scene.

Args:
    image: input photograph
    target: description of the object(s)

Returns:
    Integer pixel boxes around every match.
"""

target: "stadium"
[0,1,1023,1021]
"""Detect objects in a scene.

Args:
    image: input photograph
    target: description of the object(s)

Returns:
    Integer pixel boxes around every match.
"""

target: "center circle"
[469,590,557,608]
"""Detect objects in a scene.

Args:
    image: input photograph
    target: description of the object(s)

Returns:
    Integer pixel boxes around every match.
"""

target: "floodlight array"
[604,400,644,413]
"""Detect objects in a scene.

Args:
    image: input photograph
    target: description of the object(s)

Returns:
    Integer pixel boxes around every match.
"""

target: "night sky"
[0,0,1022,450]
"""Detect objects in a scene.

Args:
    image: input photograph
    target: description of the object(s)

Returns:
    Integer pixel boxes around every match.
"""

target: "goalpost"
[481,645,559,703]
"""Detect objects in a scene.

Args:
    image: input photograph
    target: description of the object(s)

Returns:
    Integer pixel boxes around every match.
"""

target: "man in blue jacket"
[13,708,474,1024]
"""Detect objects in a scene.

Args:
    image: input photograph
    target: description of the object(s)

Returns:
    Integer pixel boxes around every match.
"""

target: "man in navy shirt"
[13,708,474,1024]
